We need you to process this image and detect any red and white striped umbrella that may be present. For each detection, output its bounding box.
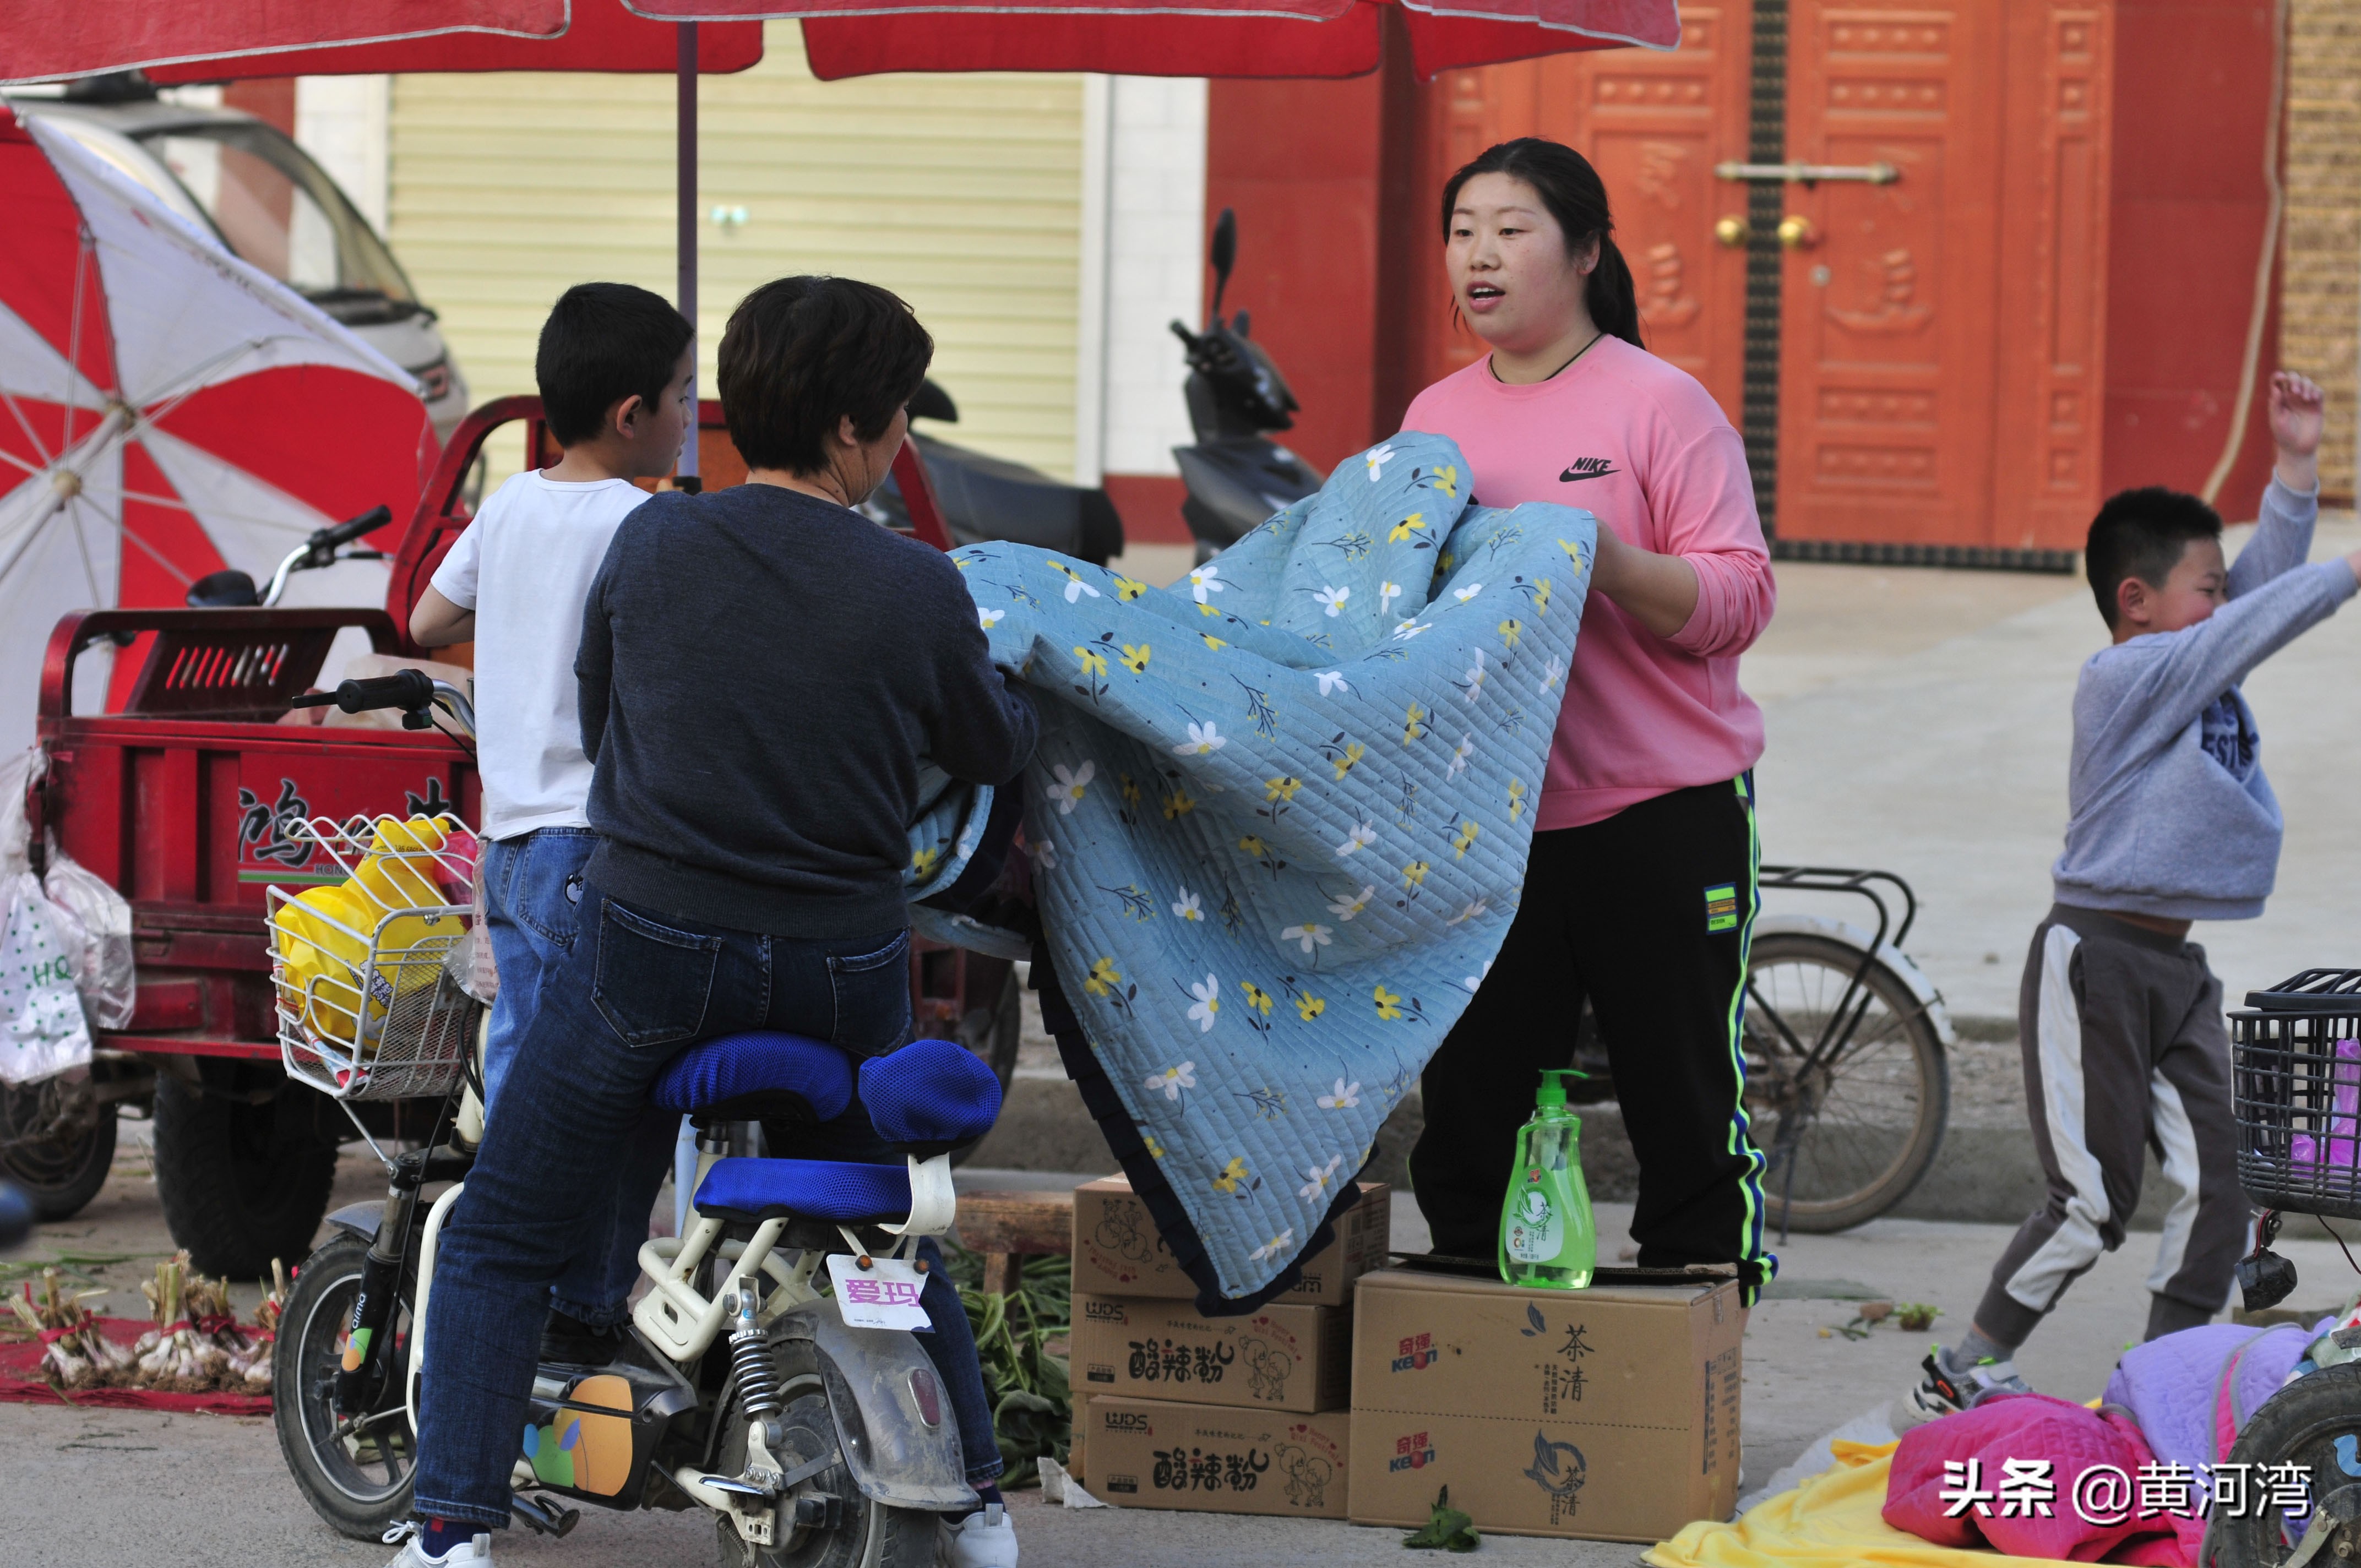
[0,107,431,746]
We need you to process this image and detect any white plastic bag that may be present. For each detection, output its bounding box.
[42,850,135,1030]
[0,868,93,1085]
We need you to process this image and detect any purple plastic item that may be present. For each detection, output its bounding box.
[2291,1038,2361,1175]
[2333,1038,2360,1173]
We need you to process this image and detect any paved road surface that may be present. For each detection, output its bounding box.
[9,1145,2359,1566]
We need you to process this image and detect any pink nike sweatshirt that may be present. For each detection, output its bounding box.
[1401,336,1775,830]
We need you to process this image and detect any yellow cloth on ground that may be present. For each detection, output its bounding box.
[1647,1441,2081,1568]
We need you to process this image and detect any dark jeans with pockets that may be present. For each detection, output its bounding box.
[412,881,1003,1529]
[480,827,652,1328]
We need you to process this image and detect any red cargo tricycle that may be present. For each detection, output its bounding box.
[8,399,1022,1277]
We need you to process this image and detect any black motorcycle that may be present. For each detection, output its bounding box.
[1168,208,1323,564]
[867,380,1125,565]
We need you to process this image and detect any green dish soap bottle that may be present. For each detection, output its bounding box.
[1498,1069,1596,1289]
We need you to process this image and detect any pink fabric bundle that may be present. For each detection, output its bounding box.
[1884,1393,2204,1565]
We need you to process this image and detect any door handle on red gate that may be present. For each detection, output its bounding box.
[1715,160,1899,186]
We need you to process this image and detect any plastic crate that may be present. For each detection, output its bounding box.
[2231,970,2361,1219]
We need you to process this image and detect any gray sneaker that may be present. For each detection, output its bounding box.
[1901,1347,2033,1425]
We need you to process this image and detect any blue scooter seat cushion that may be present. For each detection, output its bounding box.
[692,1157,910,1224]
[858,1037,1002,1151]
[649,1032,855,1124]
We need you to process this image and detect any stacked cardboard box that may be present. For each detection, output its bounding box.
[1067,1176,1389,1520]
[1347,1266,1743,1543]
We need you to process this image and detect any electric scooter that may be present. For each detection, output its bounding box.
[1168,209,1323,564]
[269,672,1002,1568]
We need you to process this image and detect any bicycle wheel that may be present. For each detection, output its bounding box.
[273,1232,417,1539]
[2200,1360,2361,1566]
[1743,932,1948,1233]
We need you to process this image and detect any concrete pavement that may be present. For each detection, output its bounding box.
[13,1141,2361,1566]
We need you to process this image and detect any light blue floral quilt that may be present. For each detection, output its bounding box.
[935,433,1597,1303]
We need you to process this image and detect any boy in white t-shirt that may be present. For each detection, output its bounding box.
[410,281,693,1362]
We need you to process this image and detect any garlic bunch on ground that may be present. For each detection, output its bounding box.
[10,1268,126,1389]
[230,1259,288,1393]
[134,1255,210,1391]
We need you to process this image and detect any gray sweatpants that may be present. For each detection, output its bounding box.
[1974,904,2249,1347]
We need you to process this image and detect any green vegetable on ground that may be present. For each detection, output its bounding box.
[942,1243,1072,1488]
[1403,1486,1481,1551]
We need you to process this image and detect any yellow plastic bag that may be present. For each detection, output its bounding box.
[273,880,456,1053]
[272,883,375,1046]
[352,816,452,913]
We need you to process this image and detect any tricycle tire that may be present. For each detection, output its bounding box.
[0,1079,116,1221]
[153,1071,339,1278]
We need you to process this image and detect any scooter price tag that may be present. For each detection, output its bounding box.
[826,1255,933,1331]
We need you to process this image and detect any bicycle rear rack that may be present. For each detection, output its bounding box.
[1754,865,1931,1242]
[1758,864,1919,955]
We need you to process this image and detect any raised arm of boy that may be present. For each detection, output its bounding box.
[2087,374,2361,745]
[2227,370,2333,595]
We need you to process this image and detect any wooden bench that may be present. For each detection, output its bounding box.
[954,1189,1075,1296]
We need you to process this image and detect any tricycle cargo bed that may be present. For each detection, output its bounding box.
[32,606,478,1055]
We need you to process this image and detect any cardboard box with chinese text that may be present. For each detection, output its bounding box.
[1347,1266,1742,1542]
[1071,1177,1390,1305]
[1071,1293,1351,1415]
[1082,1397,1351,1518]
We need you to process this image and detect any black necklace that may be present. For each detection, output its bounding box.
[1546,330,1606,380]
[1489,328,1606,385]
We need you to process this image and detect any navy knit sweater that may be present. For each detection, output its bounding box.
[575,482,1036,936]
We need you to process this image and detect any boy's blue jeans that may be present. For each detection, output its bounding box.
[480,828,656,1328]
[414,880,1005,1529]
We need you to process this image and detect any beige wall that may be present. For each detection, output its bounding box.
[388,23,1084,484]
[2285,0,2361,502]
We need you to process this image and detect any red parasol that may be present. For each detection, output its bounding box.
[639,0,1679,79]
[0,2,763,84]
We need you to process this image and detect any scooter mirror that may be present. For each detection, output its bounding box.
[186,568,262,608]
[908,379,959,424]
[1209,207,1237,318]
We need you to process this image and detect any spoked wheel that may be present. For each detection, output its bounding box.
[273,1233,417,1539]
[1743,932,1948,1233]
[2202,1361,2361,1566]
[713,1338,938,1568]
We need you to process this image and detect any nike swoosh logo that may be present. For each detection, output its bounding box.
[1559,462,1620,482]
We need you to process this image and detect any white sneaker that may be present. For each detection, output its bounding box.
[1898,1348,2034,1427]
[941,1502,1020,1568]
[381,1522,493,1567]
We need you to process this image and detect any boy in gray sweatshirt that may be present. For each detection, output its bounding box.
[1908,372,2361,1421]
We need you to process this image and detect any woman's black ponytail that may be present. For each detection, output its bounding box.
[1440,137,1645,350]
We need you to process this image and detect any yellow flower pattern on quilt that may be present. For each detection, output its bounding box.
[932,430,1598,1300]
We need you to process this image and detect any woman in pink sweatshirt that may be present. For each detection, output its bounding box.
[1402,138,1780,1303]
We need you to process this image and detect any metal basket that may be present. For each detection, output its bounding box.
[2231,969,2361,1219]
[266,813,482,1102]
